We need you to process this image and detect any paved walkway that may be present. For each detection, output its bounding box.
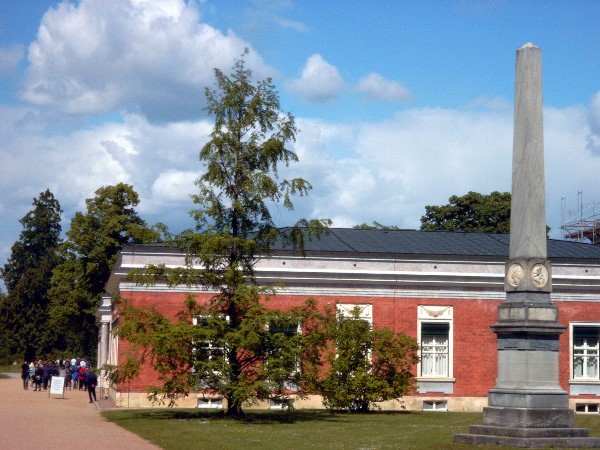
[0,373,161,450]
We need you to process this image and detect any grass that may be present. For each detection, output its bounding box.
[102,409,600,449]
[0,364,21,373]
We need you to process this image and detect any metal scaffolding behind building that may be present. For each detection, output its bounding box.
[561,192,600,244]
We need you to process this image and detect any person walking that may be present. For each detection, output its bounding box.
[20,361,29,390]
[86,368,98,403]
[78,363,87,391]
[72,365,79,390]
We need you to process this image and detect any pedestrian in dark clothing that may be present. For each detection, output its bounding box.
[86,369,98,403]
[41,362,51,390]
[20,361,29,390]
[33,364,43,391]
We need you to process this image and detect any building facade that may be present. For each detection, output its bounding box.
[98,229,600,412]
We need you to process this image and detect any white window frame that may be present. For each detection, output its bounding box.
[192,315,229,372]
[197,397,223,409]
[570,323,600,382]
[422,400,448,412]
[269,398,294,410]
[417,306,453,380]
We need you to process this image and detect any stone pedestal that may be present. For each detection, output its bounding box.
[454,304,600,447]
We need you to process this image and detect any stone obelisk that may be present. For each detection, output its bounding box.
[454,43,600,447]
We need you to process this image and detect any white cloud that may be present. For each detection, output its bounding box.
[292,104,599,238]
[355,73,414,103]
[588,92,600,154]
[287,54,343,103]
[1,98,599,269]
[0,44,24,75]
[21,0,273,121]
[151,170,198,203]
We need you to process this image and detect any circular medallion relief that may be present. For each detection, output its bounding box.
[530,263,549,288]
[507,263,524,287]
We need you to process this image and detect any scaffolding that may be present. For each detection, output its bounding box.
[561,192,600,244]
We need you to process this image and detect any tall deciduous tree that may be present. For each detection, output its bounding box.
[48,183,159,357]
[117,52,330,415]
[0,190,63,360]
[420,191,511,233]
[316,307,419,412]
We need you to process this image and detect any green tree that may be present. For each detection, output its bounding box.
[353,221,400,230]
[420,191,511,233]
[316,307,419,412]
[117,52,330,415]
[47,183,159,357]
[0,190,63,360]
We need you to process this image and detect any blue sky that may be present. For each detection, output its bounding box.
[1,0,600,274]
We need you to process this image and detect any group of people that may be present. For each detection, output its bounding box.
[20,358,98,403]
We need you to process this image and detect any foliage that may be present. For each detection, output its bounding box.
[117,296,328,409]
[420,191,511,233]
[47,183,159,357]
[117,52,330,416]
[316,307,419,412]
[0,190,63,360]
[353,221,400,230]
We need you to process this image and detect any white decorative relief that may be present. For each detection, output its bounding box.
[418,305,452,320]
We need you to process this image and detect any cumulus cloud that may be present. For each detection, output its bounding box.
[286,54,343,103]
[292,104,599,237]
[588,92,600,154]
[21,0,273,121]
[355,73,414,103]
[0,45,24,75]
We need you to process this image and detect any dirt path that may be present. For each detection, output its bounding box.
[0,373,161,450]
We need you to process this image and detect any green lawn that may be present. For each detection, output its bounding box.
[0,364,21,373]
[101,409,600,449]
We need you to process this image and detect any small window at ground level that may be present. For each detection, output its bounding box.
[269,398,294,410]
[197,398,223,409]
[576,403,600,414]
[422,400,447,412]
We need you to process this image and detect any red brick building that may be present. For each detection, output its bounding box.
[98,229,600,412]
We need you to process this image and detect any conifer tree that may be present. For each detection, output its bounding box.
[0,190,63,360]
[118,52,330,415]
[48,183,159,357]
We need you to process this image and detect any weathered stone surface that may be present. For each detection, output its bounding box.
[509,43,546,261]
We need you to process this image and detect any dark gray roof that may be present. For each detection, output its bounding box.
[278,228,600,261]
[123,229,600,262]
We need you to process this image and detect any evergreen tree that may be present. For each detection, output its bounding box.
[117,52,330,415]
[0,190,63,360]
[47,183,159,357]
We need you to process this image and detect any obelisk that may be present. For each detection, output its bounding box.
[454,43,600,447]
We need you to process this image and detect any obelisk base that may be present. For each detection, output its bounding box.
[454,424,600,448]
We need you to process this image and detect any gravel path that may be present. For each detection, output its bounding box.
[0,373,161,450]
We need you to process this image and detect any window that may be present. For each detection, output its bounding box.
[417,306,453,383]
[573,326,600,380]
[197,397,223,409]
[576,403,600,414]
[269,398,294,410]
[422,400,448,412]
[415,311,452,401]
[192,315,228,384]
[420,323,450,377]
